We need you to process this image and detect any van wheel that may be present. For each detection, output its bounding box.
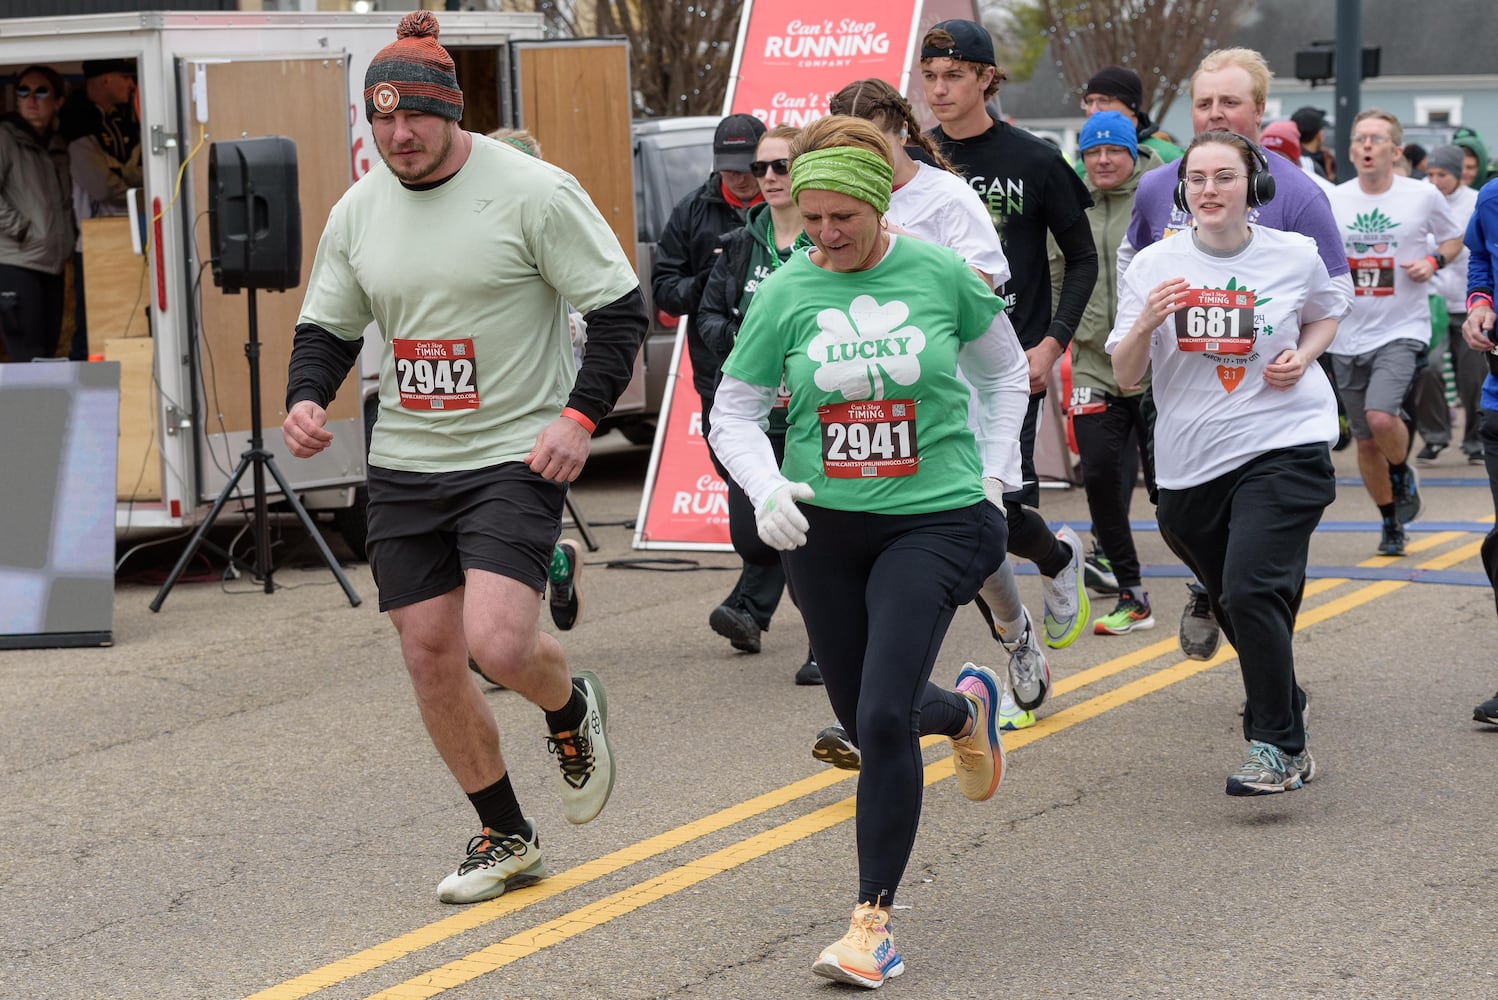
[619,420,657,446]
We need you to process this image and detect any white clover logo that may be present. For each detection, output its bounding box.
[807,294,926,400]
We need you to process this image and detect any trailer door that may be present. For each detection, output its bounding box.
[176,54,364,506]
[509,38,646,417]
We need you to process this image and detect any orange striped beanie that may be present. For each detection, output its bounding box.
[363,11,463,122]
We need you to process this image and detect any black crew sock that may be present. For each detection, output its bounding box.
[1389,460,1410,480]
[467,774,527,836]
[543,678,587,734]
[1378,502,1397,523]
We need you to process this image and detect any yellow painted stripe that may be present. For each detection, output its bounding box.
[247,533,1483,1000]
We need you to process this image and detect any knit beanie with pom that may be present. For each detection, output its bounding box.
[364,10,463,122]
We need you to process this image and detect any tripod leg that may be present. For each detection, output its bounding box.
[564,488,600,552]
[150,452,256,612]
[261,453,363,607]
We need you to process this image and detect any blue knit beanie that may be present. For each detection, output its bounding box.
[1079,111,1138,160]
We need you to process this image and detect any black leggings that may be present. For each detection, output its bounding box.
[1073,392,1156,589]
[783,501,1005,906]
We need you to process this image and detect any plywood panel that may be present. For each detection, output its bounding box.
[82,217,150,352]
[106,337,161,501]
[517,42,636,264]
[189,57,360,439]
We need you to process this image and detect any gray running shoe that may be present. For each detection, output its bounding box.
[1473,692,1498,725]
[436,819,546,904]
[1390,463,1423,524]
[1002,606,1051,711]
[1179,583,1222,660]
[1291,699,1315,783]
[547,671,615,825]
[1226,740,1303,796]
[812,723,861,770]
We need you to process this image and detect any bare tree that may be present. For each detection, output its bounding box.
[523,0,745,117]
[1028,1,1250,122]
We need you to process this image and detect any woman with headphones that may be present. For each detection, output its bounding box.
[1108,131,1347,797]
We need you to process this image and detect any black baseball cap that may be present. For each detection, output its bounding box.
[713,113,766,173]
[1291,106,1328,142]
[82,59,134,79]
[922,19,996,67]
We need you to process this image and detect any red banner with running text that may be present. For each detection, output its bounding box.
[633,324,733,550]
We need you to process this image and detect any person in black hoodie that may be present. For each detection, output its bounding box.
[697,124,818,682]
[0,65,75,363]
[652,112,780,656]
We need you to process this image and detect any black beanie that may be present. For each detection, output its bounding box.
[1083,66,1142,114]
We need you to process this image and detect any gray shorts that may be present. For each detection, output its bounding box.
[1330,339,1424,439]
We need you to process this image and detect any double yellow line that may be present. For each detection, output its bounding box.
[250,531,1485,1000]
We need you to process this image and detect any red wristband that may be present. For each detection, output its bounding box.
[1425,255,1440,272]
[560,407,596,434]
[1469,292,1495,313]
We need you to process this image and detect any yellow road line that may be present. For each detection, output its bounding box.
[249,534,1484,1000]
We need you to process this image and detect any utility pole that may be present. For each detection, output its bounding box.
[1334,0,1360,182]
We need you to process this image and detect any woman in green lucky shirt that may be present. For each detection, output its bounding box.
[707,115,1030,990]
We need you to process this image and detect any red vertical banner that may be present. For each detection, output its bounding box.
[725,0,922,125]
[633,324,734,550]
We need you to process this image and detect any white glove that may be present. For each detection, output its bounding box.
[757,481,815,551]
[982,477,1007,516]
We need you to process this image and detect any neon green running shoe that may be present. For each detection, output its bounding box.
[1093,590,1156,636]
[996,686,1035,731]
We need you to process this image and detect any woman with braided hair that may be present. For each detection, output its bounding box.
[709,114,1029,989]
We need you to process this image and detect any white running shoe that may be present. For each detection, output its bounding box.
[1041,525,1090,649]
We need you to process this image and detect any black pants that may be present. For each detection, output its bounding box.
[1156,445,1335,755]
[701,391,785,628]
[0,263,65,363]
[784,501,1005,906]
[1479,414,1498,616]
[1073,392,1156,590]
[1454,322,1488,454]
[1005,392,1068,574]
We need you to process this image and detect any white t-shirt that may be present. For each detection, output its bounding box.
[1328,174,1464,354]
[1430,183,1478,313]
[888,161,1011,288]
[1108,226,1344,490]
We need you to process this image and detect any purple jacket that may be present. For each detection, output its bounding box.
[1124,150,1350,280]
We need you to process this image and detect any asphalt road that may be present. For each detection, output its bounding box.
[4,435,1497,999]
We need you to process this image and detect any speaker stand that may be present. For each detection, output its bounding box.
[150,289,361,612]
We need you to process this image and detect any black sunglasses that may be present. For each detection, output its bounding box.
[749,158,790,178]
[16,85,53,99]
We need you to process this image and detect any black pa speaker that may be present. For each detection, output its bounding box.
[208,136,301,293]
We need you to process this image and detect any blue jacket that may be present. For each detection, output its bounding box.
[1465,177,1498,409]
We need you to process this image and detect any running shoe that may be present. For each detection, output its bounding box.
[951,663,1005,801]
[996,686,1036,731]
[1389,463,1423,524]
[794,649,823,686]
[1377,520,1406,557]
[548,539,583,630]
[1225,740,1303,796]
[1042,525,1090,649]
[1290,698,1315,784]
[1178,582,1221,660]
[812,723,860,770]
[709,603,761,653]
[812,902,904,989]
[1002,606,1050,711]
[436,819,546,904]
[1473,692,1498,726]
[1083,543,1120,595]
[1094,589,1155,635]
[546,671,615,824]
[1416,442,1447,464]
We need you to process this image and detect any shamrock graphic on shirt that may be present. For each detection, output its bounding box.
[808,294,927,400]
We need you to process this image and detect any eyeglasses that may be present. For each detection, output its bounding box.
[749,158,790,178]
[15,85,52,99]
[1183,170,1246,192]
[1080,95,1122,111]
[1350,133,1393,146]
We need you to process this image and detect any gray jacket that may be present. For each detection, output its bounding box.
[0,115,76,274]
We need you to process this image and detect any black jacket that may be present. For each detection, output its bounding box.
[650,174,756,397]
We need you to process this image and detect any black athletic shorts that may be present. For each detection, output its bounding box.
[365,462,566,612]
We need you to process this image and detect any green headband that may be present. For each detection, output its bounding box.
[790,146,893,213]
